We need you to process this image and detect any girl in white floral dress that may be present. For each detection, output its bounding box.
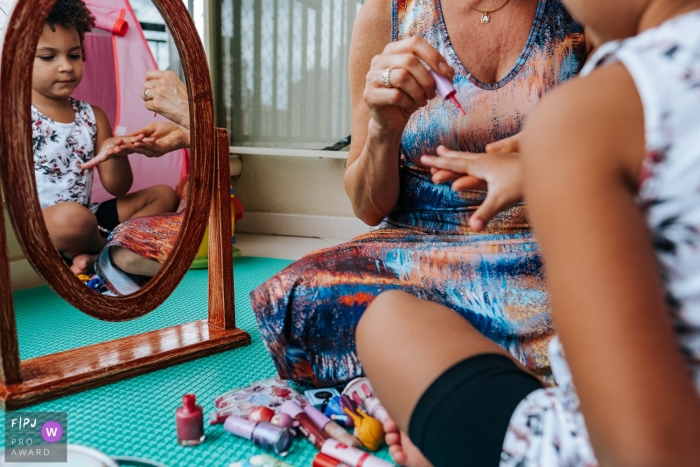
[33,0,178,275]
[355,0,700,465]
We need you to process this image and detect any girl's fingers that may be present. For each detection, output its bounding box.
[485,134,520,154]
[452,176,487,191]
[431,169,462,183]
[421,154,471,173]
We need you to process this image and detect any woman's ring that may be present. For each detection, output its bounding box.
[143,88,151,101]
[381,68,393,88]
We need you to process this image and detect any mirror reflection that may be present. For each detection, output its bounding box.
[31,0,192,296]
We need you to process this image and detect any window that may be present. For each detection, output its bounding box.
[218,0,364,149]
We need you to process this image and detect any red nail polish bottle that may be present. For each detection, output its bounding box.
[176,394,205,446]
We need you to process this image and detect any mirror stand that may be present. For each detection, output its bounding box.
[0,129,251,410]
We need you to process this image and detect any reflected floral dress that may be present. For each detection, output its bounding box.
[251,0,587,386]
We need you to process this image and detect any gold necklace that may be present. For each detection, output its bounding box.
[461,0,513,23]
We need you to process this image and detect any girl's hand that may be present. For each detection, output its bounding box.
[80,134,146,170]
[427,133,522,187]
[143,70,190,129]
[364,36,454,134]
[119,121,190,158]
[421,145,523,232]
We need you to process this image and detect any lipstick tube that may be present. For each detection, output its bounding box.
[320,440,393,467]
[312,453,352,467]
[223,416,294,456]
[303,404,362,449]
[280,401,329,450]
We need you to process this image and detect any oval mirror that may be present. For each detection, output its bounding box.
[0,0,214,321]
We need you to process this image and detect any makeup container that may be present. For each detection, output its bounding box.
[303,404,362,449]
[364,397,389,424]
[305,388,340,409]
[320,440,393,467]
[176,394,205,446]
[223,416,294,456]
[312,452,352,467]
[280,401,329,450]
[429,69,466,115]
[230,454,296,467]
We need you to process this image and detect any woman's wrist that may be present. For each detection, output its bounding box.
[367,119,403,147]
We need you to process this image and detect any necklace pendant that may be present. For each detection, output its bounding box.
[481,12,490,23]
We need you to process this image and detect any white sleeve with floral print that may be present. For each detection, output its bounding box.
[500,10,700,466]
[32,98,98,210]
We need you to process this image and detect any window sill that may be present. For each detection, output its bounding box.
[228,146,349,160]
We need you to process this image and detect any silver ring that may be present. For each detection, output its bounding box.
[143,88,151,101]
[381,67,393,88]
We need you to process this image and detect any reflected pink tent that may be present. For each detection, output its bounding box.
[73,0,186,203]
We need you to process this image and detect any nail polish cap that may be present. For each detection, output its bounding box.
[429,69,456,100]
[280,400,304,419]
[303,404,331,430]
[224,415,256,439]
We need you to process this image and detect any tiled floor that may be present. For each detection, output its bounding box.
[235,233,345,260]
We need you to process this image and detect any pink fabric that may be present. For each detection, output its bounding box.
[73,32,118,127]
[89,4,128,35]
[71,0,185,203]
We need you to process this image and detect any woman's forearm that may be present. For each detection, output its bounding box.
[345,123,403,226]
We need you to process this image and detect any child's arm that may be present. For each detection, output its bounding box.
[522,63,700,466]
[89,105,133,197]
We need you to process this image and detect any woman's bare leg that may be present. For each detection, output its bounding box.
[356,290,515,467]
[110,246,162,276]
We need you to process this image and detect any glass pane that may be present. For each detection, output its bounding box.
[220,0,364,149]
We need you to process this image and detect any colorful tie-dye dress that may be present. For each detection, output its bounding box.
[250,0,587,387]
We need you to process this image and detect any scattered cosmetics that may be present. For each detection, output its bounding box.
[303,404,362,449]
[175,394,205,446]
[211,377,307,424]
[270,413,295,430]
[343,408,385,452]
[280,401,329,450]
[342,378,389,424]
[224,416,294,456]
[304,388,341,410]
[179,377,393,467]
[321,440,393,467]
[249,406,276,423]
[312,452,352,467]
[323,397,351,428]
[230,454,297,467]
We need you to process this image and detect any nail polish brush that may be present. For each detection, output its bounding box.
[429,69,466,115]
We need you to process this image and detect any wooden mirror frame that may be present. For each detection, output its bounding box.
[0,0,250,409]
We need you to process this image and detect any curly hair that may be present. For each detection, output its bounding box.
[46,0,96,59]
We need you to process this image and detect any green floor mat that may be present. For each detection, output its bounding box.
[0,257,394,466]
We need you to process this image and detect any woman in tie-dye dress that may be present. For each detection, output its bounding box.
[251,0,591,386]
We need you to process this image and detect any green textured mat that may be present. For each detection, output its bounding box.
[0,257,394,466]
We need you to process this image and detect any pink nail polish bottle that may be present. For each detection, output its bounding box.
[176,394,205,446]
[429,69,466,115]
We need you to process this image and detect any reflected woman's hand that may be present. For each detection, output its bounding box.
[142,70,190,129]
[80,134,146,170]
[121,121,191,158]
